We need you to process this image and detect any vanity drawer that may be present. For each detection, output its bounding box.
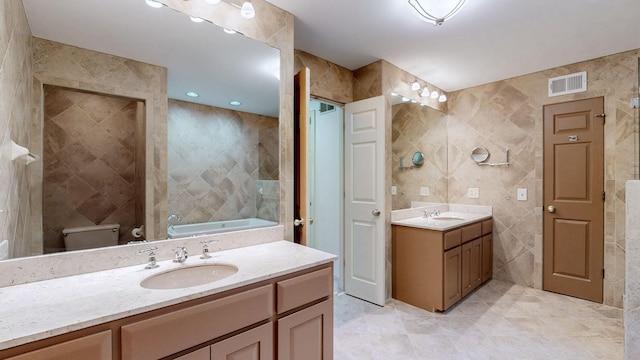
[121,284,274,360]
[6,330,112,360]
[277,267,332,314]
[482,218,493,235]
[461,222,482,243]
[443,229,461,250]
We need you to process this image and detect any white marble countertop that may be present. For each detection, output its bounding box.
[0,240,336,351]
[391,211,492,231]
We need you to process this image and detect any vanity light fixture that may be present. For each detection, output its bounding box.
[419,87,430,97]
[438,94,447,102]
[230,100,241,106]
[240,1,256,19]
[390,91,399,96]
[145,0,164,9]
[401,97,410,102]
[430,90,439,99]
[186,92,199,98]
[409,80,421,91]
[408,0,467,26]
[190,16,205,23]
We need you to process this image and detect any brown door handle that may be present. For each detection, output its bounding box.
[547,205,556,213]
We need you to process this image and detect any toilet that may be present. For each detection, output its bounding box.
[62,224,120,251]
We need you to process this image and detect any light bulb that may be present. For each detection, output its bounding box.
[430,90,439,99]
[223,28,237,34]
[401,97,410,102]
[205,0,221,4]
[145,0,163,9]
[410,81,421,91]
[390,91,398,96]
[241,1,255,19]
[420,88,429,97]
[439,94,447,102]
[190,16,204,23]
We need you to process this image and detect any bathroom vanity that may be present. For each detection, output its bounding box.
[392,212,493,312]
[0,241,336,360]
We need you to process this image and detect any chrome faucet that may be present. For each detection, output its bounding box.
[173,247,188,263]
[167,214,182,230]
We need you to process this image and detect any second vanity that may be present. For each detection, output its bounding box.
[392,207,493,312]
[0,241,336,360]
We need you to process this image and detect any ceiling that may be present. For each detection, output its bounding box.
[22,0,280,117]
[266,0,640,92]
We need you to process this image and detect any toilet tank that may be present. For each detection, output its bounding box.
[62,224,120,251]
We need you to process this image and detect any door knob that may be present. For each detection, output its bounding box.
[294,218,304,227]
[372,209,381,216]
[547,205,556,213]
[309,218,314,225]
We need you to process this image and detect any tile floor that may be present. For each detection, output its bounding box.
[334,280,623,359]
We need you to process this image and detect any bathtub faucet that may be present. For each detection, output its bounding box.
[167,214,182,230]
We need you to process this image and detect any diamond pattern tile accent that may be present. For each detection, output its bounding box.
[43,86,138,252]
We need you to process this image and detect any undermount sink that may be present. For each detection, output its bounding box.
[430,216,465,221]
[140,264,238,290]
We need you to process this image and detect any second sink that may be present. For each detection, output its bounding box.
[140,264,238,290]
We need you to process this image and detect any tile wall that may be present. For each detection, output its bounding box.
[448,49,640,307]
[625,180,640,359]
[167,99,278,224]
[42,86,141,252]
[0,0,33,258]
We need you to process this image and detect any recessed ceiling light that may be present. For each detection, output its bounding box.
[145,0,163,8]
[223,28,237,34]
[190,16,205,23]
[186,92,199,98]
[230,101,241,106]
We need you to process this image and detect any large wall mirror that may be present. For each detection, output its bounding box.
[13,0,280,258]
[391,96,448,209]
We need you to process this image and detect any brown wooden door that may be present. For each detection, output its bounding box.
[294,68,310,245]
[461,238,482,297]
[211,323,273,360]
[543,97,604,303]
[481,234,493,283]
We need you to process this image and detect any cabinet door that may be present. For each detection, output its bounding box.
[177,347,210,360]
[211,322,273,360]
[443,247,461,310]
[6,331,111,360]
[482,234,493,283]
[277,300,332,360]
[462,238,483,297]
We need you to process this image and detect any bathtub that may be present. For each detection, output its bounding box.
[167,218,278,238]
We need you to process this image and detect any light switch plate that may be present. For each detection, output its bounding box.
[517,188,528,201]
[391,186,397,195]
[420,187,429,196]
[468,188,479,199]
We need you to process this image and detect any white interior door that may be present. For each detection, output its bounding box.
[344,95,386,306]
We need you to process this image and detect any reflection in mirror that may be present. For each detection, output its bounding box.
[392,100,448,210]
[12,0,280,258]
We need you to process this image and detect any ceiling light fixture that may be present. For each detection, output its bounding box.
[223,28,237,34]
[145,0,163,9]
[408,0,467,26]
[186,92,199,98]
[230,100,241,106]
[190,16,205,23]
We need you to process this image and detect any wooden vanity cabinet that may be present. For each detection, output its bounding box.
[392,218,492,312]
[1,264,333,360]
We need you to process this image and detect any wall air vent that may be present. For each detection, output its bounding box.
[319,103,335,113]
[548,71,587,97]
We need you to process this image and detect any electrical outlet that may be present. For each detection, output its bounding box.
[517,188,528,201]
[391,186,397,195]
[419,187,429,196]
[468,187,479,199]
